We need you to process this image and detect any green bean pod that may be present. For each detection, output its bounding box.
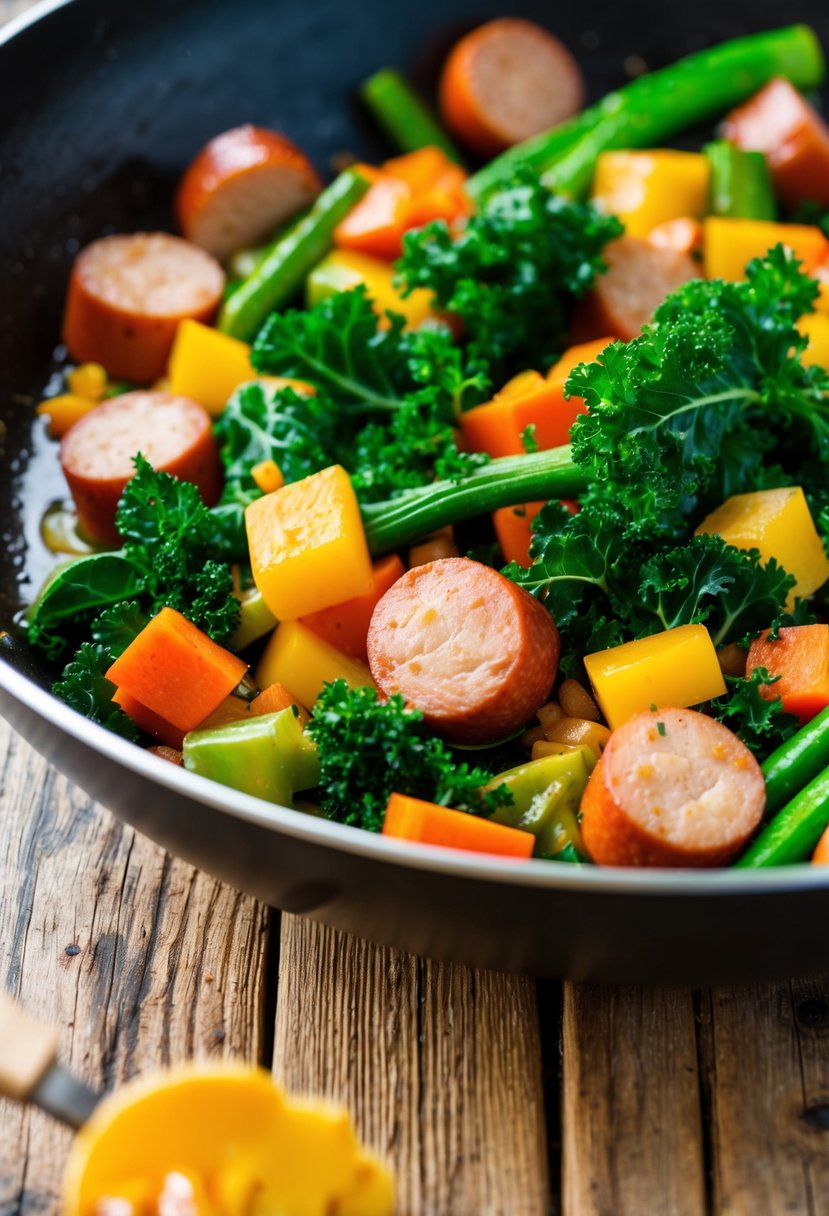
[761,706,829,818]
[360,69,464,164]
[736,765,829,867]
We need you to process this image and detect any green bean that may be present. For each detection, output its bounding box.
[360,68,464,165]
[219,168,370,342]
[468,25,824,201]
[227,209,310,281]
[705,142,776,220]
[761,706,829,817]
[736,765,829,867]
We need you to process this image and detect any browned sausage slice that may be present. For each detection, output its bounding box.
[62,233,225,383]
[580,708,765,867]
[176,125,322,261]
[60,391,222,545]
[367,556,559,743]
[573,237,698,343]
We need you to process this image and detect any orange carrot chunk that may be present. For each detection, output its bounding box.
[382,792,535,859]
[813,825,829,865]
[107,607,248,733]
[745,625,829,724]
[300,554,406,663]
[113,689,185,751]
[493,501,546,567]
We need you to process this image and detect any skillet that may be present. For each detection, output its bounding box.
[2,0,829,985]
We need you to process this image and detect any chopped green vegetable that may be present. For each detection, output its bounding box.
[761,705,829,816]
[219,167,371,342]
[53,642,139,741]
[360,68,464,163]
[397,169,622,379]
[183,708,321,805]
[710,668,799,758]
[307,681,512,832]
[736,766,829,867]
[705,141,776,221]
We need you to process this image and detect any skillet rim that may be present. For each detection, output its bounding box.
[1,0,828,903]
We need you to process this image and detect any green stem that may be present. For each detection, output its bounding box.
[360,69,464,165]
[761,706,829,817]
[469,25,825,200]
[361,446,587,555]
[705,142,776,220]
[735,764,829,867]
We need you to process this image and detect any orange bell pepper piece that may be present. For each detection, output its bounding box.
[300,553,405,662]
[746,625,829,724]
[382,792,535,859]
[107,608,248,733]
[460,338,612,458]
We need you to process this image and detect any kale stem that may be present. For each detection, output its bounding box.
[361,446,587,555]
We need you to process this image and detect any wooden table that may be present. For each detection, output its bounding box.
[2,3,829,1212]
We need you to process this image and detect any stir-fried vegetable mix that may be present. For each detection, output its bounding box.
[20,20,829,869]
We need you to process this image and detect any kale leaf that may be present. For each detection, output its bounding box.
[710,667,799,758]
[307,681,512,832]
[397,168,622,379]
[53,642,139,741]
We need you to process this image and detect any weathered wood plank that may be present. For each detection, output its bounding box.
[0,721,270,1216]
[561,983,706,1216]
[273,915,550,1216]
[699,978,829,1216]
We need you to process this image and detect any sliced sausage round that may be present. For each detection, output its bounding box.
[439,18,585,159]
[367,556,560,743]
[60,391,222,545]
[573,237,698,343]
[62,233,225,383]
[176,125,322,261]
[580,708,765,868]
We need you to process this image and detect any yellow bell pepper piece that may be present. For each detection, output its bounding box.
[799,312,829,370]
[696,487,829,608]
[36,393,98,437]
[61,1064,394,1216]
[703,218,829,281]
[256,620,374,707]
[592,150,710,238]
[584,625,726,730]
[167,319,312,415]
[307,249,438,329]
[246,464,373,620]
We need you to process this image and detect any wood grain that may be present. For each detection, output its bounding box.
[273,915,550,1216]
[561,983,707,1216]
[0,720,270,1214]
[699,978,829,1216]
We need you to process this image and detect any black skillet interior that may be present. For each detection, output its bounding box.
[2,0,829,655]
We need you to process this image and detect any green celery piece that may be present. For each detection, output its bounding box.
[360,68,464,164]
[736,765,829,867]
[219,167,371,342]
[705,141,776,220]
[488,750,592,859]
[469,25,825,200]
[230,585,278,653]
[183,708,320,806]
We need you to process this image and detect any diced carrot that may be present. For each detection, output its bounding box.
[195,693,253,731]
[107,607,248,733]
[460,339,612,458]
[493,501,546,567]
[147,745,184,766]
[382,792,535,859]
[113,689,185,750]
[251,459,284,494]
[647,216,704,255]
[813,826,829,865]
[745,625,829,724]
[300,553,405,663]
[249,681,309,723]
[408,527,460,568]
[334,172,411,261]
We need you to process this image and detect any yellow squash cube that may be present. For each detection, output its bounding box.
[591,150,710,238]
[168,319,257,414]
[246,465,373,620]
[256,620,374,708]
[799,312,829,370]
[307,249,437,329]
[703,218,829,281]
[696,487,829,607]
[584,625,726,730]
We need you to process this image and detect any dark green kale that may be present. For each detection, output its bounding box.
[90,601,148,659]
[53,643,139,741]
[397,168,622,379]
[710,667,799,758]
[307,681,512,832]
